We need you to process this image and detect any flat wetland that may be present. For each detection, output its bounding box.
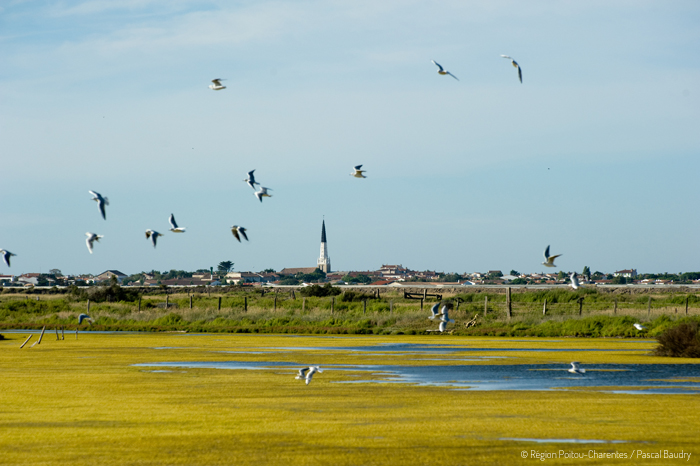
[1,332,699,465]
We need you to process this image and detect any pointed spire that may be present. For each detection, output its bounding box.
[321,219,327,243]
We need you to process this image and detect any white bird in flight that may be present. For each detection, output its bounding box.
[633,323,646,331]
[85,232,103,254]
[429,303,440,320]
[231,225,248,242]
[438,305,455,324]
[145,230,163,248]
[0,249,16,267]
[568,362,586,376]
[570,272,580,290]
[351,165,366,178]
[78,313,94,325]
[542,245,562,268]
[431,60,459,80]
[296,366,322,385]
[89,191,109,220]
[244,170,260,189]
[209,79,226,90]
[168,214,186,233]
[500,55,522,83]
[254,186,272,203]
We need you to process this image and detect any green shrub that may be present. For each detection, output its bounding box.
[654,322,700,358]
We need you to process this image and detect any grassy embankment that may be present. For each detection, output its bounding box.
[0,333,698,466]
[1,286,699,337]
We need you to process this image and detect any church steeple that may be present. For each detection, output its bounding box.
[317,219,330,273]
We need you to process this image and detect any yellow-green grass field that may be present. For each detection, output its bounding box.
[1,333,698,465]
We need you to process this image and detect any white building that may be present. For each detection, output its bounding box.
[317,220,331,273]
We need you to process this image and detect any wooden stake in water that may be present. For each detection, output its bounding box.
[20,335,32,348]
[542,298,547,316]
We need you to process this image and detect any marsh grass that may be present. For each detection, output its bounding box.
[1,289,699,337]
[0,334,698,465]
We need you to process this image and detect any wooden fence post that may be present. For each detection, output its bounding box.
[363,300,367,315]
[506,287,512,319]
[302,297,305,312]
[138,297,141,312]
[484,296,488,316]
[614,298,617,315]
[87,299,90,313]
[390,301,393,314]
[166,295,169,309]
[686,296,689,315]
[578,297,584,316]
[274,295,277,311]
[542,298,547,316]
[218,297,222,311]
[244,296,248,312]
[423,289,427,301]
[420,298,424,311]
[190,295,193,309]
[376,289,380,299]
[331,297,334,314]
[647,296,651,317]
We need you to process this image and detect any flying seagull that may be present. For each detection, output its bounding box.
[568,362,586,376]
[500,55,522,83]
[542,245,562,268]
[85,232,103,254]
[633,323,646,331]
[254,186,272,203]
[89,190,109,220]
[429,303,440,320]
[295,367,310,381]
[431,60,459,81]
[351,165,366,178]
[244,170,260,189]
[209,79,226,90]
[145,230,163,248]
[301,366,322,385]
[168,214,186,233]
[231,225,248,242]
[438,305,455,324]
[78,314,94,325]
[0,249,16,267]
[570,272,580,290]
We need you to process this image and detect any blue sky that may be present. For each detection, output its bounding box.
[1,1,699,276]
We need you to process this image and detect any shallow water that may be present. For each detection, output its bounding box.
[134,360,700,394]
